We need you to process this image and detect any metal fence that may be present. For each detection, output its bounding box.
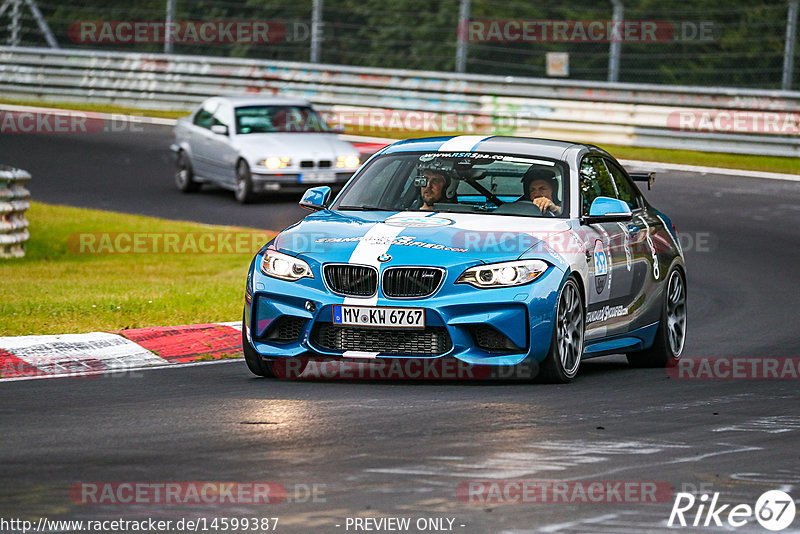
[0,166,31,259]
[1,0,798,90]
[2,46,799,157]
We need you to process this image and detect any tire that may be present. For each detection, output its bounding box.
[241,310,308,378]
[234,160,255,204]
[627,267,687,368]
[175,151,200,193]
[242,310,276,377]
[537,277,585,383]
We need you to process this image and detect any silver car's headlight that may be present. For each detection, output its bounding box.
[456,260,548,288]
[336,154,360,169]
[259,157,291,170]
[260,250,313,281]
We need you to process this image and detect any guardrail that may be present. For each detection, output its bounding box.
[1,46,799,157]
[0,166,31,259]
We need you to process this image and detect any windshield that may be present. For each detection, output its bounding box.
[234,105,335,134]
[332,152,570,218]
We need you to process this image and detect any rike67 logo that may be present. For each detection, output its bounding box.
[668,490,796,531]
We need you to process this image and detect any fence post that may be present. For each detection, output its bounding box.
[0,166,31,259]
[165,0,175,54]
[310,0,322,63]
[783,0,799,90]
[455,0,470,73]
[8,0,21,47]
[608,0,624,82]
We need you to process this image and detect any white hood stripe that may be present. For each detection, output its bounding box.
[344,220,406,305]
[438,135,492,152]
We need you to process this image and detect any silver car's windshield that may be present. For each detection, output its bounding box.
[234,105,335,134]
[333,152,569,218]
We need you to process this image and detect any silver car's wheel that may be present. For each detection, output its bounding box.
[235,160,255,204]
[175,151,199,192]
[538,277,584,383]
[627,266,687,368]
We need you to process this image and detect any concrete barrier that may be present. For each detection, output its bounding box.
[1,46,799,156]
[0,166,31,258]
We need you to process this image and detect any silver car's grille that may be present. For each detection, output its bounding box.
[299,160,333,168]
[382,267,444,298]
[324,264,378,297]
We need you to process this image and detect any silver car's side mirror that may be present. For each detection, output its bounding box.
[210,124,229,136]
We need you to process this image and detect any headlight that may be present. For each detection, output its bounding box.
[260,157,291,170]
[260,250,313,281]
[336,154,360,169]
[456,260,548,288]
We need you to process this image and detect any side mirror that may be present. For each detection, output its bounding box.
[299,186,332,211]
[210,124,228,136]
[583,196,632,224]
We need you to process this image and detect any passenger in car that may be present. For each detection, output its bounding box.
[521,168,563,216]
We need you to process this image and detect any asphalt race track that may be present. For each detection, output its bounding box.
[0,124,307,229]
[1,125,799,533]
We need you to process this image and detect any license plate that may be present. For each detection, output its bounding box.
[332,305,425,329]
[299,172,331,183]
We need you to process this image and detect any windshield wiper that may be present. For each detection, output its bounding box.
[472,204,495,212]
[337,205,387,211]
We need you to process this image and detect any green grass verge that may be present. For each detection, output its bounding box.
[3,97,796,174]
[590,144,799,175]
[0,202,275,336]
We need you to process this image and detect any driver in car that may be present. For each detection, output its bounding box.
[419,170,448,211]
[410,165,456,211]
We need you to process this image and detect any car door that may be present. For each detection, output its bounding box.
[605,158,670,328]
[204,100,239,185]
[188,99,220,178]
[578,155,632,339]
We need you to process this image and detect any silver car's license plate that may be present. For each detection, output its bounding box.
[299,172,331,183]
[332,305,425,329]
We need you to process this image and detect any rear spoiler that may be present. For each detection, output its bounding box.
[629,171,655,190]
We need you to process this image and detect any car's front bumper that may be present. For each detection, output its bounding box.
[250,168,354,191]
[244,261,566,367]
